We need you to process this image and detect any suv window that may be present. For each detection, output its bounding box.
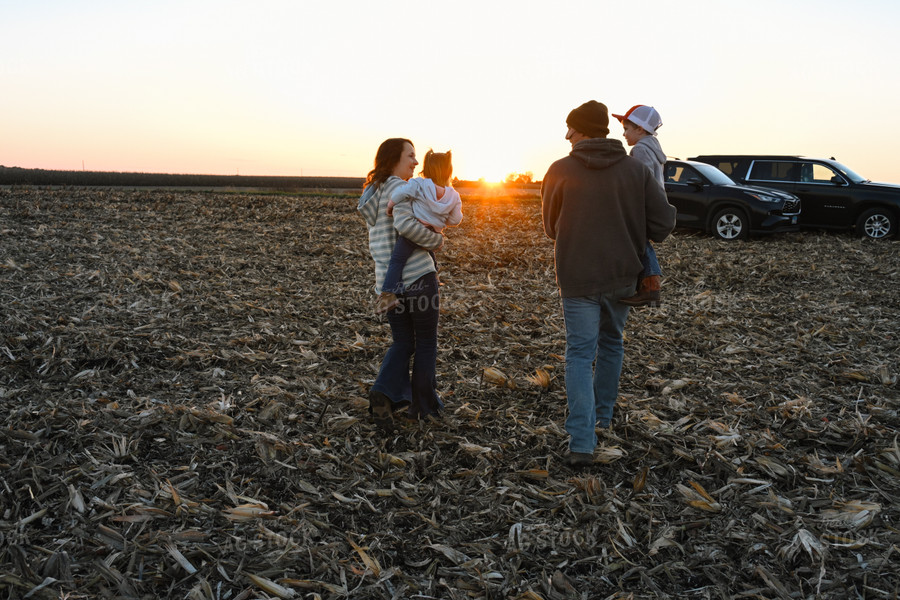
[665,163,699,184]
[711,161,740,177]
[800,162,843,184]
[748,161,798,182]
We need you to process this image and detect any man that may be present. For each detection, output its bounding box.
[541,100,676,468]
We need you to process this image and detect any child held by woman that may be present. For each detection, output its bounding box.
[377,150,462,313]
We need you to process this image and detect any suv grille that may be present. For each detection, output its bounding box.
[782,198,801,214]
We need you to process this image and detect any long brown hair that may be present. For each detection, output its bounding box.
[364,138,413,189]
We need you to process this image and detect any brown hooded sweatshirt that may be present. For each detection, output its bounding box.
[541,137,676,298]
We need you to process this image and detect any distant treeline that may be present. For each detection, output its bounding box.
[0,166,541,192]
[0,166,366,190]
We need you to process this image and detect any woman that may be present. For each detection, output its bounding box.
[357,138,445,428]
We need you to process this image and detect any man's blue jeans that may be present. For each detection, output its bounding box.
[562,286,632,453]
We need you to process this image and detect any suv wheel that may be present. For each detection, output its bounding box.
[710,207,748,241]
[855,208,897,239]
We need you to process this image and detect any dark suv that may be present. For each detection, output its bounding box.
[664,159,800,241]
[690,155,900,239]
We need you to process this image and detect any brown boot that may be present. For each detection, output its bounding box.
[369,390,394,431]
[619,275,661,307]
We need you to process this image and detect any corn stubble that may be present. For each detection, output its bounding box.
[1,188,898,599]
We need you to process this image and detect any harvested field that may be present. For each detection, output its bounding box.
[1,187,899,600]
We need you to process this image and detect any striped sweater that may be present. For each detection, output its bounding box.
[358,176,443,294]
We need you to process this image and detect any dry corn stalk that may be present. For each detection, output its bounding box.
[526,368,551,389]
[820,500,882,529]
[347,537,382,577]
[222,502,276,521]
[676,481,722,512]
[247,574,296,599]
[482,367,515,388]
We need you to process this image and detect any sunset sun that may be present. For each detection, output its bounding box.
[471,165,509,184]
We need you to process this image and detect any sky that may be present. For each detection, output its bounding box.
[3,0,900,183]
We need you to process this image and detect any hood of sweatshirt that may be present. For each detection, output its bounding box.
[357,183,380,226]
[569,138,628,170]
[396,178,438,205]
[635,136,666,164]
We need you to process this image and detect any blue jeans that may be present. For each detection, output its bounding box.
[382,236,417,295]
[562,286,632,453]
[639,242,662,278]
[371,272,442,418]
[383,236,437,295]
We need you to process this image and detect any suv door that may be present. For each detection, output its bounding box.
[664,162,707,228]
[746,159,852,227]
[793,161,855,227]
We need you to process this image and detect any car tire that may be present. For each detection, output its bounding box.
[710,207,749,241]
[855,207,897,239]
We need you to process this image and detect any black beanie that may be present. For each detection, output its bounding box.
[566,101,610,138]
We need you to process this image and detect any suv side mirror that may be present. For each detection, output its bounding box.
[685,177,704,189]
[831,175,846,186]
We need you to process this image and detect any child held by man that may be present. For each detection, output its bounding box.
[377,150,462,313]
[613,105,666,307]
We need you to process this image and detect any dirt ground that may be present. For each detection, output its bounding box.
[1,188,899,599]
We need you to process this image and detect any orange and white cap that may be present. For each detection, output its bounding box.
[612,105,663,135]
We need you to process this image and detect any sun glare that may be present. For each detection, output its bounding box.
[464,172,505,185]
[473,176,504,186]
[460,159,510,184]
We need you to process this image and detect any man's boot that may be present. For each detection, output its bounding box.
[619,275,661,307]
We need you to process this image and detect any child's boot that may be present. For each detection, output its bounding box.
[620,275,661,307]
